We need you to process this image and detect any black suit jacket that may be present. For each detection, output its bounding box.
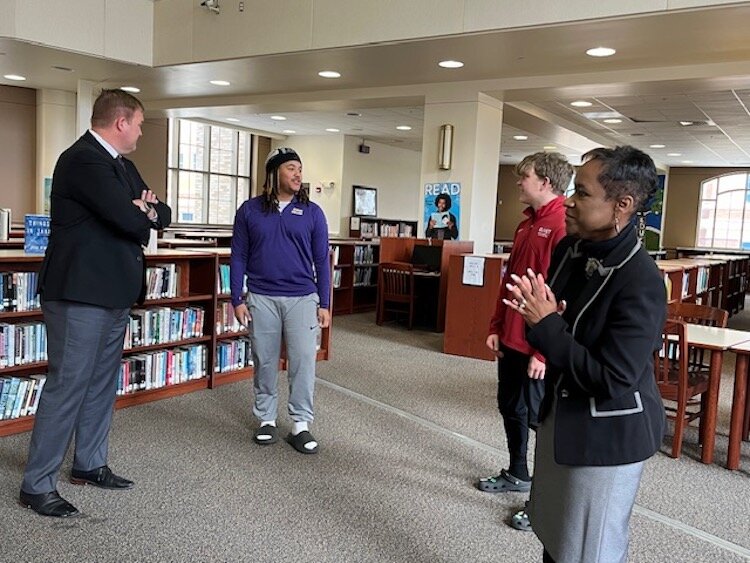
[38,131,172,308]
[527,227,666,466]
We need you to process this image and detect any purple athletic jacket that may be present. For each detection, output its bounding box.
[230,195,330,309]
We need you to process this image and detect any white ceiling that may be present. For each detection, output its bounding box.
[3,4,750,167]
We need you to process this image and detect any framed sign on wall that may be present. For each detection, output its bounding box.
[353,185,377,217]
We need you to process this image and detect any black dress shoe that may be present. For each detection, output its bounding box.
[19,490,80,518]
[70,465,134,490]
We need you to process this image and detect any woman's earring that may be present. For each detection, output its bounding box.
[614,215,620,234]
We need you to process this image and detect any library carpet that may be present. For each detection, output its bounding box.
[0,312,748,562]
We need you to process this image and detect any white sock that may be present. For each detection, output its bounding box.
[292,422,317,451]
[256,420,276,441]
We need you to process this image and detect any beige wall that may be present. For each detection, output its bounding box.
[3,0,153,64]
[129,118,168,202]
[153,0,741,65]
[0,85,36,221]
[495,165,525,240]
[662,166,750,249]
[341,136,422,236]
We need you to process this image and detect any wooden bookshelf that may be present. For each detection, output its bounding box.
[0,247,334,436]
[349,217,417,239]
[0,249,217,437]
[330,240,380,314]
[655,261,684,304]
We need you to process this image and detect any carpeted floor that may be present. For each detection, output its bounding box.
[0,311,748,562]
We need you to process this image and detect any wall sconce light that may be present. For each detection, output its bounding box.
[438,124,454,170]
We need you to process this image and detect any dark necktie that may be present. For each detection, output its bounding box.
[116,155,127,171]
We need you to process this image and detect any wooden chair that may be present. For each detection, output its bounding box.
[667,301,728,328]
[667,301,728,373]
[654,318,711,458]
[376,262,415,329]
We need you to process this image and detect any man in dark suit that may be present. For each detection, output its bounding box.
[19,89,171,517]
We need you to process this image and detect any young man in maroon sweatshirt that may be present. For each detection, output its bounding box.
[478,152,573,530]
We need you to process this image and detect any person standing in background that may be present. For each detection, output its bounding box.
[230,148,330,455]
[477,153,573,533]
[503,146,665,562]
[20,89,171,518]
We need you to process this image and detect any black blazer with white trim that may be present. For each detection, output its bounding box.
[527,226,666,466]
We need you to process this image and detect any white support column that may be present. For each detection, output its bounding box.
[76,79,96,137]
[36,89,76,213]
[419,91,503,253]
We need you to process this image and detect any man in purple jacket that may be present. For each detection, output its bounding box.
[230,148,330,454]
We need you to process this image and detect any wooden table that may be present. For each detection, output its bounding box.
[727,340,750,470]
[685,324,750,465]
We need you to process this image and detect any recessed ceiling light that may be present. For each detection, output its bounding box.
[603,118,622,124]
[649,144,666,149]
[282,129,296,134]
[667,153,682,157]
[679,121,693,126]
[438,60,464,68]
[270,115,287,121]
[226,118,240,122]
[586,47,616,57]
[571,100,593,107]
[325,128,340,133]
[3,74,26,81]
[513,135,528,141]
[120,86,140,93]
[543,145,557,150]
[396,125,412,131]
[318,70,341,79]
[209,80,231,86]
[682,160,693,164]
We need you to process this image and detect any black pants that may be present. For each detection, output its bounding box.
[497,346,545,469]
[542,549,556,563]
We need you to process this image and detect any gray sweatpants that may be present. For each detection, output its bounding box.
[246,292,319,423]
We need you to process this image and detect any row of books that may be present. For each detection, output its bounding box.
[331,245,341,265]
[0,321,47,367]
[144,263,181,300]
[217,264,248,296]
[354,245,375,264]
[216,302,245,334]
[354,267,374,286]
[333,269,343,289]
[0,374,46,420]
[380,224,403,237]
[0,271,40,312]
[117,344,208,395]
[360,222,378,238]
[123,306,205,349]
[215,337,253,373]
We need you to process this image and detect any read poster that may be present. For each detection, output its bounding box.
[424,182,461,240]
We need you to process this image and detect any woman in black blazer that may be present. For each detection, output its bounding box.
[504,146,666,563]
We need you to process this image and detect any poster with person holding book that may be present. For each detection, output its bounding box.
[424,183,460,239]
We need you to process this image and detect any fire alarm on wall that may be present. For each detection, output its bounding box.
[358,143,370,154]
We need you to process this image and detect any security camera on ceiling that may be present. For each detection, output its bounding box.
[200,0,220,14]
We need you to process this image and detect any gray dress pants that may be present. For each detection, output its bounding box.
[21,300,130,494]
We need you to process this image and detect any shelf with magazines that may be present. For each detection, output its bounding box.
[0,249,216,437]
[198,247,333,387]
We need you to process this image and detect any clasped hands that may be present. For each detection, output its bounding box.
[503,268,566,327]
[132,189,159,221]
